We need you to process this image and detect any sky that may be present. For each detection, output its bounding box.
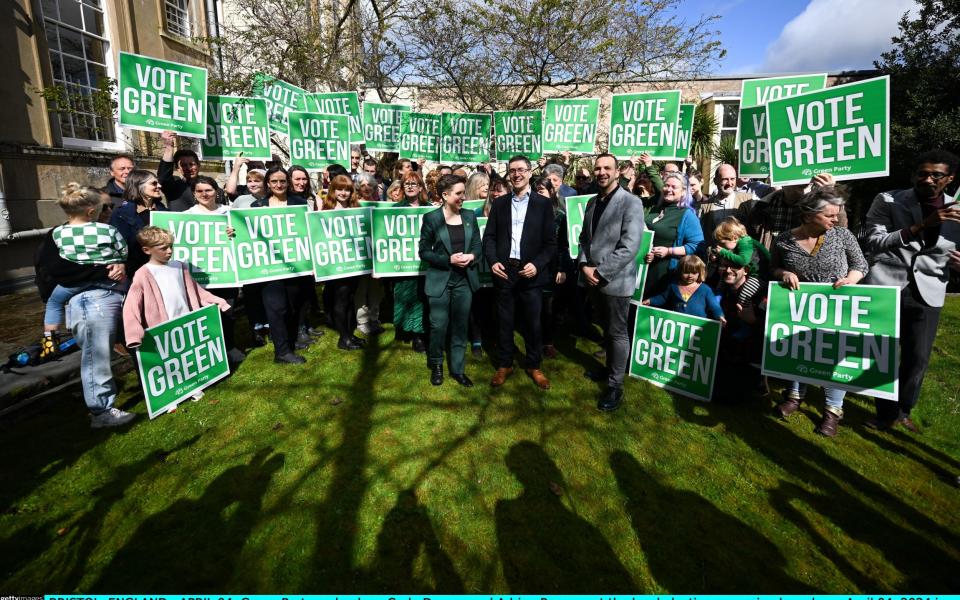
[677,0,918,76]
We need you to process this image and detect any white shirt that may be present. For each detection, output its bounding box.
[146,260,190,320]
[510,191,530,259]
[185,204,229,215]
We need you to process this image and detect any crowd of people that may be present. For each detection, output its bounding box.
[32,130,960,444]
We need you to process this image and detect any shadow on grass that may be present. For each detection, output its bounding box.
[494,441,636,593]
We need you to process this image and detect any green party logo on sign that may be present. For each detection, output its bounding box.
[288,112,351,172]
[765,76,889,186]
[608,90,682,159]
[564,194,593,260]
[307,208,373,281]
[543,98,599,154]
[252,74,307,136]
[371,206,432,277]
[363,102,411,152]
[150,212,237,288]
[230,206,313,283]
[119,52,207,137]
[630,230,655,305]
[630,305,721,402]
[740,73,828,109]
[667,104,696,161]
[399,112,441,161]
[201,95,271,161]
[762,282,900,400]
[441,113,492,164]
[494,110,543,161]
[136,305,229,419]
[306,92,364,143]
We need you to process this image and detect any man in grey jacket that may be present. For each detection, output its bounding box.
[578,153,645,411]
[860,150,960,432]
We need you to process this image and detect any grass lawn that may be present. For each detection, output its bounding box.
[2,298,959,593]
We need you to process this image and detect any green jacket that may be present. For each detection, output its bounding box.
[419,207,482,296]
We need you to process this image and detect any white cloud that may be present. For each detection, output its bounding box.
[761,0,917,72]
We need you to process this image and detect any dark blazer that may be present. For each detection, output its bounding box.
[420,207,482,296]
[482,191,557,287]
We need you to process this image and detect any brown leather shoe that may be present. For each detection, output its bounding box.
[776,395,802,419]
[491,367,513,387]
[815,409,842,437]
[896,416,920,433]
[526,368,551,390]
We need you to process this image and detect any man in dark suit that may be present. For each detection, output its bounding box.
[483,155,557,389]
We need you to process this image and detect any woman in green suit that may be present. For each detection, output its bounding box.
[420,174,482,387]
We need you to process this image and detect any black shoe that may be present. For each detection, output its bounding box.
[297,331,315,346]
[471,345,484,359]
[275,352,306,364]
[307,326,325,338]
[450,373,474,387]
[338,337,363,350]
[597,387,623,412]
[350,335,367,346]
[252,330,268,347]
[369,322,386,335]
[584,368,606,382]
[412,337,427,353]
[430,364,444,385]
[295,340,311,350]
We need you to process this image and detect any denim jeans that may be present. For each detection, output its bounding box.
[45,281,118,327]
[66,288,123,415]
[790,381,846,412]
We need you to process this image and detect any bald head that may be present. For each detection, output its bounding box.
[715,163,737,195]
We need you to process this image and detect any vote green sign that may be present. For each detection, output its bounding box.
[136,304,229,419]
[494,110,543,161]
[363,102,411,152]
[119,52,207,137]
[667,104,696,161]
[306,92,364,143]
[476,216,492,288]
[762,282,900,400]
[608,90,682,159]
[740,73,828,109]
[543,98,599,154]
[201,95,271,160]
[150,212,237,288]
[288,112,351,172]
[462,200,485,213]
[765,76,890,186]
[441,112,492,164]
[630,230,655,305]
[370,206,432,277]
[253,73,307,136]
[564,194,593,260]
[307,208,373,281]
[399,112,440,161]
[630,305,721,402]
[230,206,313,283]
[738,105,771,178]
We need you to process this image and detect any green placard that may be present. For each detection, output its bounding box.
[118,52,207,137]
[252,73,307,136]
[476,216,492,288]
[494,110,543,161]
[370,206,432,277]
[629,230,655,305]
[543,98,600,154]
[740,73,828,109]
[762,282,900,400]
[462,200,485,212]
[149,212,237,288]
[306,92,364,143]
[399,112,441,161]
[288,111,351,172]
[440,112,492,164]
[608,90,682,159]
[667,104,695,161]
[136,304,229,419]
[765,76,889,186]
[630,305,721,402]
[307,208,373,281]
[201,95,271,161]
[564,194,594,260]
[362,102,411,152]
[230,206,313,283]
[738,105,770,178]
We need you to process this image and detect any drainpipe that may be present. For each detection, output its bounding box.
[0,164,53,243]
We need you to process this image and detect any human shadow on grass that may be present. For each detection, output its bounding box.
[610,450,817,593]
[494,441,636,593]
[89,448,284,592]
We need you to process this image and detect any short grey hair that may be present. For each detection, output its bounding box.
[355,173,378,189]
[797,185,847,221]
[543,163,565,178]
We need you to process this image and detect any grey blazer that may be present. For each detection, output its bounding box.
[860,188,959,307]
[577,187,645,296]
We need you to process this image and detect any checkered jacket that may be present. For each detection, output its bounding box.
[52,222,128,264]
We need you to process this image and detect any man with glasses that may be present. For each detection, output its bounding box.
[861,150,960,433]
[483,155,557,390]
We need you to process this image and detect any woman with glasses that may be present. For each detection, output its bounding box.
[112,169,169,275]
[392,171,430,352]
[643,172,704,297]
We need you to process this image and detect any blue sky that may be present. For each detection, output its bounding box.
[678,0,917,75]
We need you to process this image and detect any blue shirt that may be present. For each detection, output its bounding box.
[510,190,530,259]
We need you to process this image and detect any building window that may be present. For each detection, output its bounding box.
[717,100,740,147]
[38,0,116,143]
[165,0,192,38]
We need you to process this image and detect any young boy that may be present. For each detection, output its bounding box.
[41,183,128,358]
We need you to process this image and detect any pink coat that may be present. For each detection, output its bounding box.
[123,262,229,348]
